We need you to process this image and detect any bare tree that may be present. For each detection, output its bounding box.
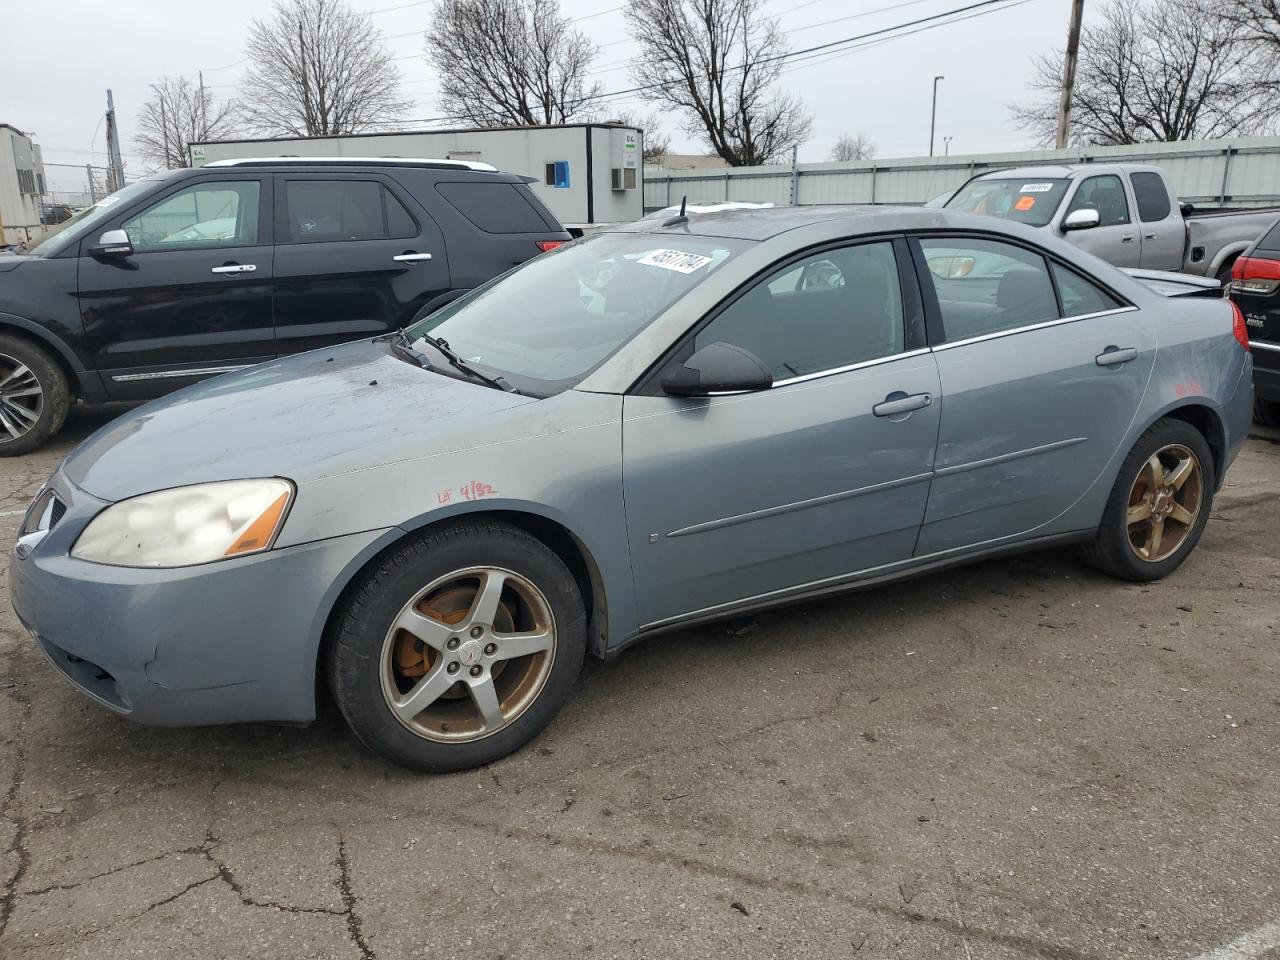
[240,0,410,136]
[830,132,876,162]
[625,0,811,166]
[134,76,238,169]
[1012,0,1276,145]
[426,0,601,126]
[603,109,672,161]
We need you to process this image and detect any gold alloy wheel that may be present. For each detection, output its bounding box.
[379,566,557,743]
[1126,443,1204,563]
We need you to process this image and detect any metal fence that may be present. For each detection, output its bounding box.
[644,136,1280,213]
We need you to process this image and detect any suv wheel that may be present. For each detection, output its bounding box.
[328,519,587,772]
[1081,419,1215,581]
[0,335,72,456]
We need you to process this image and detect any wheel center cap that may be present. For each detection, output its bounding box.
[458,640,484,667]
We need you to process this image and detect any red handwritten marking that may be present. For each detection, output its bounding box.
[458,480,497,500]
[437,489,453,505]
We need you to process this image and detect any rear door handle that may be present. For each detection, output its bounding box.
[1144,233,1157,240]
[873,392,932,417]
[211,264,256,274]
[1096,346,1138,366]
[1121,235,1135,243]
[393,252,433,262]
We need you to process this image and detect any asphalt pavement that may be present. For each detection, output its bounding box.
[0,407,1277,959]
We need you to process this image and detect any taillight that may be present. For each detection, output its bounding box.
[1229,255,1280,296]
[535,240,567,253]
[1230,299,1251,352]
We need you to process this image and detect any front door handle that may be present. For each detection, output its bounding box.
[211,264,256,274]
[873,392,932,417]
[393,252,433,263]
[1096,346,1138,366]
[1144,233,1157,240]
[1121,235,1135,243]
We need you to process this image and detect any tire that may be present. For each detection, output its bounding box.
[1255,397,1280,428]
[1216,262,1235,287]
[0,334,72,456]
[1081,418,1215,582]
[327,519,587,773]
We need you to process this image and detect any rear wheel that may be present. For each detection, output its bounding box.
[328,520,586,772]
[1081,419,1215,581]
[0,334,71,456]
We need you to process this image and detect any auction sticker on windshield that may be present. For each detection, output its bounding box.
[638,249,714,274]
[1019,183,1055,193]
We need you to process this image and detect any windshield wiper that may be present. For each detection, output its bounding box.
[381,328,433,369]
[416,332,519,393]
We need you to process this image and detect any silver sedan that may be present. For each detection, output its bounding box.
[11,206,1255,771]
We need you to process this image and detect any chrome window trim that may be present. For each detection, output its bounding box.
[110,365,252,383]
[768,347,933,389]
[931,305,1139,352]
[1249,339,1280,353]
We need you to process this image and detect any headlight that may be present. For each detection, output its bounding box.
[71,479,294,568]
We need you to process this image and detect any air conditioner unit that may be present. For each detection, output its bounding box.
[610,167,637,191]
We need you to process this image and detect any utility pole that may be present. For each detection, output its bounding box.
[929,75,944,157]
[105,89,126,192]
[1055,0,1086,149]
[85,164,97,204]
[160,98,170,169]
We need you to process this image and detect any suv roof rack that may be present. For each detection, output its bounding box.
[203,156,498,172]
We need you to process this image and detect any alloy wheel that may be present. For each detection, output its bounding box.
[379,566,557,742]
[1125,443,1203,563]
[0,355,43,443]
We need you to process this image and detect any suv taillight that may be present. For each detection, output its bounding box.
[1229,255,1280,296]
[1230,299,1251,352]
[535,240,567,253]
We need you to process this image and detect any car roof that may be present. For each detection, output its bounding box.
[611,204,1001,241]
[202,156,498,172]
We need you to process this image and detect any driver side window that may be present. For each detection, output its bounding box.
[122,181,260,252]
[694,241,905,382]
[1065,175,1130,227]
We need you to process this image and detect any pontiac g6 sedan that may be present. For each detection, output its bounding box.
[11,207,1254,772]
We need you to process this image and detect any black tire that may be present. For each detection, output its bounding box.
[1255,396,1280,428]
[327,519,587,773]
[0,334,71,456]
[1081,418,1216,582]
[1216,261,1235,287]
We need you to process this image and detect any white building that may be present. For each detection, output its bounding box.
[192,123,644,230]
[0,124,46,247]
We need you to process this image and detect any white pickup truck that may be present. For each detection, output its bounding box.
[941,163,1280,283]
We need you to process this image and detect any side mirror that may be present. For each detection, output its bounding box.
[662,341,773,397]
[1062,208,1100,232]
[1180,201,1195,217]
[90,229,133,257]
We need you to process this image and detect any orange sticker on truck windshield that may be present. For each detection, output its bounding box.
[1014,196,1036,211]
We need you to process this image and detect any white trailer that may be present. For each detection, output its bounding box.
[192,123,643,231]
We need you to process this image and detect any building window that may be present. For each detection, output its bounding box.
[545,161,570,188]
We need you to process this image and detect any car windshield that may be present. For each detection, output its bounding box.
[943,178,1070,227]
[22,180,159,256]
[408,232,750,395]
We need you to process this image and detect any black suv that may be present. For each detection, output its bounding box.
[1227,216,1280,426]
[0,158,570,453]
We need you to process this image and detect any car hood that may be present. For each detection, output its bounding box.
[63,339,537,502]
[0,253,36,273]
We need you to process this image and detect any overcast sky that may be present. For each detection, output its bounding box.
[5,0,1087,193]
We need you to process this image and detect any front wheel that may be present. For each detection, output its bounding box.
[1081,419,1215,581]
[327,520,587,772]
[0,334,71,456]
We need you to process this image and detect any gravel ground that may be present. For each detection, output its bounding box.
[0,407,1277,960]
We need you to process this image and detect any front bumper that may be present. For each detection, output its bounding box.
[10,472,390,726]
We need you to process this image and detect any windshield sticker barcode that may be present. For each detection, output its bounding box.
[1019,183,1055,193]
[638,249,714,273]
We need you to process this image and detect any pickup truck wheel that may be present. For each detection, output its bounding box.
[327,519,587,773]
[1216,263,1235,287]
[1081,419,1215,582]
[0,335,71,456]
[1255,397,1280,428]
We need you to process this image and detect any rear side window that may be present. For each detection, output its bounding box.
[436,181,553,233]
[920,237,1059,341]
[283,180,417,243]
[1130,172,1172,222]
[1052,263,1121,317]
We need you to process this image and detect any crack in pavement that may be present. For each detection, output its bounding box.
[0,653,31,940]
[336,835,375,960]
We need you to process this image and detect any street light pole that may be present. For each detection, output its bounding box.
[929,75,944,157]
[943,136,953,156]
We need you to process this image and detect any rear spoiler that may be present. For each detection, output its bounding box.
[1122,268,1225,299]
